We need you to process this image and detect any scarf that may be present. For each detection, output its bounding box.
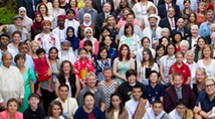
[32,12,44,32]
[66,26,80,51]
[132,99,146,119]
[38,32,56,46]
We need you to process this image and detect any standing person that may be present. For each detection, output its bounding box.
[7,31,22,57]
[52,15,67,42]
[15,54,36,112]
[51,0,66,27]
[18,0,40,19]
[31,12,44,40]
[193,37,208,62]
[66,26,80,52]
[68,0,80,19]
[18,7,33,32]
[38,3,54,29]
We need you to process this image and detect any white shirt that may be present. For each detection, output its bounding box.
[197,59,215,79]
[59,48,77,64]
[0,65,24,103]
[52,27,67,41]
[65,19,80,37]
[143,108,168,119]
[136,47,156,63]
[169,109,183,119]
[185,61,198,88]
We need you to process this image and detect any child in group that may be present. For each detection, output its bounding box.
[23,93,45,119]
[103,36,118,62]
[83,40,97,62]
[73,48,94,87]
[33,48,52,96]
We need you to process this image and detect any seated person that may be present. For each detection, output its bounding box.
[169,99,194,119]
[125,85,150,119]
[23,93,45,119]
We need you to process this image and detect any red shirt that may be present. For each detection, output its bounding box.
[169,62,191,83]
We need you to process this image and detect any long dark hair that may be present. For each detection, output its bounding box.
[194,37,208,61]
[142,48,155,67]
[108,93,124,114]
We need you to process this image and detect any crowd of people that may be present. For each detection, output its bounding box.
[0,0,215,118]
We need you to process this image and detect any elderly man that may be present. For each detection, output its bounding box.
[78,72,106,112]
[0,53,24,110]
[188,24,200,49]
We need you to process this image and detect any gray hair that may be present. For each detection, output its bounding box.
[185,50,195,58]
[1,52,13,61]
[211,32,215,39]
[161,28,170,36]
[86,72,97,80]
[180,40,189,48]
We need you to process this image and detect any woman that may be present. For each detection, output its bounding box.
[115,0,129,17]
[66,26,79,52]
[68,0,80,19]
[51,0,66,27]
[95,47,112,81]
[18,7,33,32]
[172,31,183,52]
[193,37,208,62]
[143,71,164,103]
[31,12,44,40]
[193,67,208,97]
[98,68,118,109]
[138,48,159,85]
[8,31,21,56]
[181,0,193,24]
[159,36,170,48]
[180,40,189,56]
[0,98,23,119]
[186,12,198,29]
[15,54,36,112]
[155,44,166,65]
[161,28,171,38]
[74,92,105,119]
[105,93,129,119]
[99,27,111,44]
[83,40,97,62]
[79,27,99,55]
[45,100,68,119]
[132,0,157,24]
[197,1,207,25]
[78,13,96,39]
[30,41,40,59]
[119,23,141,55]
[38,3,54,29]
[197,44,215,79]
[188,24,200,49]
[55,60,80,98]
[113,44,135,85]
[160,43,176,86]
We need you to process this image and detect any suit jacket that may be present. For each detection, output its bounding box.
[171,27,191,40]
[18,0,41,19]
[149,0,176,5]
[95,12,116,29]
[92,0,114,14]
[164,84,196,113]
[158,4,181,19]
[159,17,178,31]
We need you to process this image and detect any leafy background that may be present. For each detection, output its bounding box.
[0,0,18,24]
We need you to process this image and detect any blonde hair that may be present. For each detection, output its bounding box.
[30,40,40,56]
[201,44,213,59]
[194,67,208,84]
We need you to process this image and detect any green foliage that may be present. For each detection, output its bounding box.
[0,0,18,24]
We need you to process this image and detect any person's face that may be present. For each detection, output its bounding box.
[84,16,91,23]
[123,10,130,18]
[59,87,69,100]
[43,23,51,32]
[107,17,115,25]
[161,38,169,47]
[111,95,121,109]
[211,34,215,42]
[100,49,107,59]
[67,12,74,20]
[157,47,165,57]
[0,36,9,46]
[103,3,111,13]
[58,20,65,27]
[52,105,62,118]
[127,75,136,84]
[87,76,97,88]
[70,0,77,7]
[120,0,127,8]
[149,18,157,27]
[205,80,215,96]
[143,51,150,61]
[191,26,198,35]
[142,39,150,48]
[132,88,142,100]
[20,11,26,17]
[176,104,187,117]
[39,5,46,14]
[186,53,194,63]
[196,71,205,83]
[211,26,215,32]
[162,31,169,38]
[67,29,74,37]
[199,3,206,12]
[174,34,182,42]
[102,30,110,37]
[181,45,188,54]
[173,75,183,88]
[79,50,87,59]
[38,52,45,59]
[62,62,71,74]
[103,70,112,80]
[2,54,13,68]
[84,95,94,110]
[14,18,23,26]
[28,97,40,107]
[207,11,214,21]
[84,45,92,52]
[49,49,58,59]
[149,73,158,84]
[127,15,134,23]
[198,39,206,48]
[13,34,21,44]
[203,47,211,58]
[168,8,175,18]
[104,37,112,46]
[53,0,59,8]
[176,54,183,64]
[153,103,163,116]
[35,14,43,22]
[184,1,190,8]
[121,46,128,56]
[189,13,196,22]
[7,102,18,114]
[126,26,132,35]
[177,19,184,28]
[148,9,156,15]
[31,44,39,53]
[84,0,92,6]
[167,45,175,55]
[61,43,70,51]
[16,57,25,67]
[85,30,92,38]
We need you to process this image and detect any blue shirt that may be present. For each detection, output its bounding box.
[199,21,213,37]
[196,91,215,112]
[108,47,118,62]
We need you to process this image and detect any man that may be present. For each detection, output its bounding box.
[0,16,30,42]
[158,0,181,19]
[169,52,191,85]
[169,99,194,119]
[0,53,24,110]
[159,7,178,31]
[117,69,144,104]
[118,13,143,39]
[125,85,150,119]
[164,73,196,112]
[199,10,215,37]
[194,78,215,119]
[92,0,114,14]
[18,0,40,19]
[188,24,200,49]
[53,15,67,42]
[143,14,162,48]
[206,23,215,44]
[172,18,191,39]
[56,84,78,119]
[78,72,106,112]
[65,9,80,37]
[77,0,98,24]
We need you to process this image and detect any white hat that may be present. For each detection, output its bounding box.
[148,14,159,20]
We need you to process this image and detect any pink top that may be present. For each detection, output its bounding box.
[79,38,99,55]
[0,111,23,119]
[117,19,140,28]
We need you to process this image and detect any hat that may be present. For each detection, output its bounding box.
[61,40,71,45]
[148,14,159,20]
[58,15,66,21]
[14,15,23,20]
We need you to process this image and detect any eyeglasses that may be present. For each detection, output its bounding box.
[205,84,215,88]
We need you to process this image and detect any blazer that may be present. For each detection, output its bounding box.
[149,0,176,6]
[158,4,181,19]
[171,27,191,40]
[92,0,114,14]
[74,106,105,119]
[95,12,116,30]
[159,17,178,31]
[164,84,196,113]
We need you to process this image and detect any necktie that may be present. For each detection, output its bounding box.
[171,18,174,29]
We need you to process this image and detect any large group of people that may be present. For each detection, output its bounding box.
[0,0,215,118]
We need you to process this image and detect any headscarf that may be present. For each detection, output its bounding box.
[18,7,33,31]
[66,26,80,51]
[32,12,44,32]
[83,13,92,27]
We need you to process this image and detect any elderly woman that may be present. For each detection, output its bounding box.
[161,28,170,39]
[18,7,33,32]
[180,40,189,56]
[188,24,200,49]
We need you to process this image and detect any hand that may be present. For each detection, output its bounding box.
[130,53,136,58]
[194,102,202,114]
[46,70,52,76]
[0,102,6,109]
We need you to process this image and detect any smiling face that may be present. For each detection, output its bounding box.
[16,57,25,67]
[111,95,121,109]
[52,105,62,118]
[7,101,18,114]
[84,95,94,110]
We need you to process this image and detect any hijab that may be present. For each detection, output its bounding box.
[66,26,80,51]
[83,13,92,27]
[32,12,44,32]
[19,7,33,31]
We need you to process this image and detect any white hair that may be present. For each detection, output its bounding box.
[161,28,170,36]
[185,50,195,57]
[86,72,97,80]
[180,40,189,48]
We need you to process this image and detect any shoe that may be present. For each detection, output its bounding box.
[36,89,42,96]
[46,85,53,92]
